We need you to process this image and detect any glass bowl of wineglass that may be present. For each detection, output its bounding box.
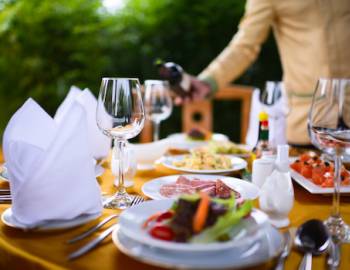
[96,77,145,209]
[309,78,350,242]
[144,80,173,141]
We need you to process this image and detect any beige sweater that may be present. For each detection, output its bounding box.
[199,0,350,144]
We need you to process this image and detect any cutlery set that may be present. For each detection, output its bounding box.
[0,189,11,203]
[275,220,341,270]
[67,195,145,260]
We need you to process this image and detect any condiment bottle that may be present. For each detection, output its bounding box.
[259,144,294,228]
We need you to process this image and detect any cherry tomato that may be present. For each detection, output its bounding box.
[290,160,302,173]
[312,165,325,185]
[300,162,313,179]
[149,225,174,241]
[321,172,334,187]
[156,211,174,222]
[300,153,312,162]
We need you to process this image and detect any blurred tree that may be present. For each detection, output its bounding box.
[0,0,282,141]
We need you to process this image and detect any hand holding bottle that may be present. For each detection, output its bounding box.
[156,60,211,105]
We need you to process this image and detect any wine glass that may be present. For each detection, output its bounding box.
[144,80,173,141]
[96,78,145,209]
[308,78,350,242]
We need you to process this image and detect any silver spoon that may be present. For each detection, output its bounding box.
[295,219,330,270]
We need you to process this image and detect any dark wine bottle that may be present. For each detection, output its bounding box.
[155,59,191,98]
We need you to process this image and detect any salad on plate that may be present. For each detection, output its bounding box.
[142,192,252,243]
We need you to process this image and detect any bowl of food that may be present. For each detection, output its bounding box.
[129,138,171,170]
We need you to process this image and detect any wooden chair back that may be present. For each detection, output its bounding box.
[140,84,253,143]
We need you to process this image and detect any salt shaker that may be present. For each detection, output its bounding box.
[252,158,275,188]
[259,145,294,228]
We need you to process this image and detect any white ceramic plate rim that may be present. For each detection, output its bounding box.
[168,133,229,142]
[1,208,101,231]
[118,199,267,252]
[112,224,283,270]
[161,155,247,174]
[141,174,260,200]
[290,169,350,194]
[0,166,8,182]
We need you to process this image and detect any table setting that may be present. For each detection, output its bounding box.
[0,78,349,270]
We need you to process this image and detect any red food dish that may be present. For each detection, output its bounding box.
[290,152,350,187]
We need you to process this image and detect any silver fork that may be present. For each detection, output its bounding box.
[67,195,145,260]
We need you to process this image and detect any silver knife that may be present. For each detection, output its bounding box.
[67,214,119,244]
[68,223,118,260]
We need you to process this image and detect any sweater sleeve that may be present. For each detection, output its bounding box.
[199,0,274,91]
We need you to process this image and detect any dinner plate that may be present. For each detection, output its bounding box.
[167,133,229,149]
[291,169,350,194]
[161,155,247,174]
[142,174,259,200]
[0,165,8,182]
[118,199,268,252]
[113,223,283,269]
[1,208,101,231]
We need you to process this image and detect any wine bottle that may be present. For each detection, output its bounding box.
[155,59,191,98]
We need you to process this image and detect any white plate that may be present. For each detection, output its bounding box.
[142,174,259,200]
[161,155,247,174]
[113,223,283,269]
[1,208,101,231]
[0,166,8,182]
[167,133,229,149]
[291,169,350,194]
[118,199,268,252]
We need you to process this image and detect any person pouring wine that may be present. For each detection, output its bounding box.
[158,0,350,147]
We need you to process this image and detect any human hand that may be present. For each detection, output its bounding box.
[174,76,212,105]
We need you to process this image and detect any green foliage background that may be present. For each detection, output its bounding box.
[0,0,282,141]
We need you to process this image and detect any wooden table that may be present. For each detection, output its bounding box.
[0,153,349,270]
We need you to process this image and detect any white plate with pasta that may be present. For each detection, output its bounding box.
[161,154,247,174]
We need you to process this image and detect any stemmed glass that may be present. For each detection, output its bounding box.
[96,78,145,209]
[309,78,350,242]
[144,80,173,141]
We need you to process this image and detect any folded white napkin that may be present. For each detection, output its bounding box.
[3,98,102,226]
[55,86,111,160]
[245,85,288,148]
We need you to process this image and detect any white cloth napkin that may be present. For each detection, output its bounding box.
[3,98,102,226]
[245,85,288,148]
[55,86,111,159]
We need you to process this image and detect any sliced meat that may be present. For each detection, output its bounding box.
[190,179,215,188]
[176,176,191,185]
[194,182,216,192]
[200,186,216,196]
[215,179,238,199]
[160,183,195,198]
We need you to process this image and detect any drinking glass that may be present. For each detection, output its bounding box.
[309,78,350,242]
[144,80,173,141]
[96,78,145,209]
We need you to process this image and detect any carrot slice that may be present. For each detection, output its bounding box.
[192,192,210,233]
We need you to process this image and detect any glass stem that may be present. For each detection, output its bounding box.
[153,120,160,141]
[332,155,342,218]
[115,139,126,196]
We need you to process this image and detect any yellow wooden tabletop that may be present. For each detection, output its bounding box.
[0,153,349,270]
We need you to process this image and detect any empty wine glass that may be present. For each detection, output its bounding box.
[309,78,350,242]
[144,80,173,141]
[96,78,145,209]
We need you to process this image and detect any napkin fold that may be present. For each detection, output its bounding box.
[3,98,102,226]
[245,85,288,148]
[55,86,111,160]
